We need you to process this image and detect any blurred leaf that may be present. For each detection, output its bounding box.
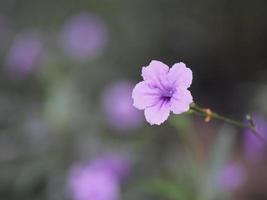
[44,77,78,130]
[140,179,194,200]
[169,114,193,136]
[197,125,236,200]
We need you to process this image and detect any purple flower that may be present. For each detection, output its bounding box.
[243,115,267,163]
[68,166,120,200]
[60,13,108,61]
[217,163,247,191]
[68,155,129,200]
[5,31,43,78]
[132,60,193,125]
[102,81,144,131]
[89,154,130,181]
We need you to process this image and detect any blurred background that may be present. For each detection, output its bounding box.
[0,0,267,199]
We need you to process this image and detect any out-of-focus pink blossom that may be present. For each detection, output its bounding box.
[132,60,193,125]
[102,81,144,131]
[5,31,43,78]
[243,115,267,163]
[60,13,108,61]
[68,166,119,200]
[217,162,247,191]
[68,155,129,200]
[89,154,130,181]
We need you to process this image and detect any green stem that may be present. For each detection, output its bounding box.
[189,103,267,144]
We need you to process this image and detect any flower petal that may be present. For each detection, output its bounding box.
[168,62,192,88]
[132,81,161,110]
[170,89,193,114]
[141,60,169,82]
[144,100,170,125]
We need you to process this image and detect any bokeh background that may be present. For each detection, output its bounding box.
[0,0,267,200]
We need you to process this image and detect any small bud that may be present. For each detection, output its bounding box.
[246,114,255,127]
[204,108,212,123]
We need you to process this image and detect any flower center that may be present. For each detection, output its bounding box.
[161,89,174,101]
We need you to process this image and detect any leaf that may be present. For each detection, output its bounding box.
[169,114,193,136]
[140,179,194,200]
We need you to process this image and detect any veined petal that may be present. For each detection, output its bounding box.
[132,81,161,110]
[168,62,192,88]
[141,60,169,82]
[170,89,193,114]
[144,100,170,125]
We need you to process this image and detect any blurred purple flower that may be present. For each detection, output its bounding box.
[68,166,120,200]
[217,162,247,191]
[132,60,193,125]
[60,13,108,61]
[89,154,130,181]
[243,115,267,163]
[102,81,144,131]
[68,155,129,200]
[5,31,43,78]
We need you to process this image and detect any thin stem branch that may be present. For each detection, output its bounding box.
[189,103,267,144]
